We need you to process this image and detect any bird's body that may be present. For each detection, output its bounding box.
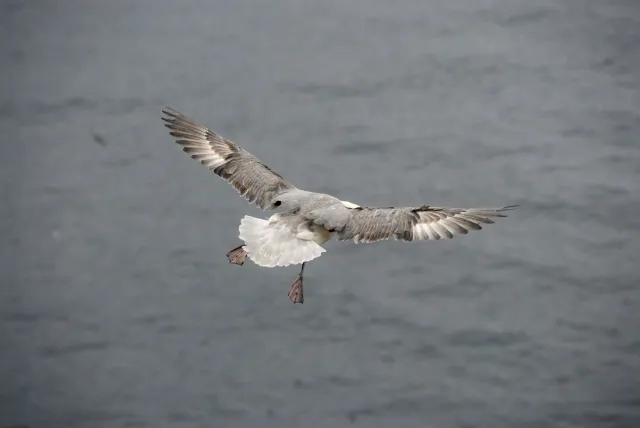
[161,107,518,303]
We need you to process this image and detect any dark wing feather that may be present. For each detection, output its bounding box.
[337,205,518,243]
[161,107,296,210]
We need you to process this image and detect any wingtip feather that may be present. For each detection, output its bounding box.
[500,204,520,211]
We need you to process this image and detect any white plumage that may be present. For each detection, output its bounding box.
[239,215,326,268]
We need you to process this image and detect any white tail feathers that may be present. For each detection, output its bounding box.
[238,216,269,246]
[238,216,325,267]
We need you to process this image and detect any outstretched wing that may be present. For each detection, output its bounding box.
[337,205,518,243]
[161,107,297,210]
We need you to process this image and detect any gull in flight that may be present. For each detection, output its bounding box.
[161,107,517,304]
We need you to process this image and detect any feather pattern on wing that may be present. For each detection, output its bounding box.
[161,107,296,210]
[337,205,518,244]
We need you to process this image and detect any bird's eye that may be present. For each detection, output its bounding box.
[274,201,281,207]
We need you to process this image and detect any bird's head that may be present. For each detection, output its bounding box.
[269,191,303,211]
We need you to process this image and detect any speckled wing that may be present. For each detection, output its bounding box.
[161,107,297,210]
[337,205,518,244]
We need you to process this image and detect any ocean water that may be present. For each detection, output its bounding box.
[2,0,639,427]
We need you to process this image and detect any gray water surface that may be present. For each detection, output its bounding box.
[2,1,640,427]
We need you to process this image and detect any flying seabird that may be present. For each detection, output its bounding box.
[161,107,517,304]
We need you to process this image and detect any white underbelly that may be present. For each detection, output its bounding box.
[297,224,334,245]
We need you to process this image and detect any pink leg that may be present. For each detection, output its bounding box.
[288,263,306,304]
[226,245,247,266]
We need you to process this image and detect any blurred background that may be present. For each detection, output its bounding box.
[2,0,639,427]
